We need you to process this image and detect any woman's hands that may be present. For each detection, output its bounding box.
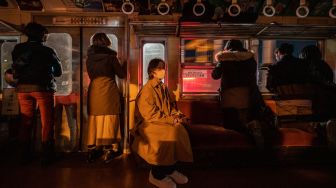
[173,113,189,126]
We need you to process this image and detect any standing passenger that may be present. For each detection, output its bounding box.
[212,40,259,134]
[299,45,336,121]
[86,33,125,163]
[12,22,63,165]
[132,58,193,188]
[266,43,309,94]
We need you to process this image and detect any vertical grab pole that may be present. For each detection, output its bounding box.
[123,17,131,154]
[79,26,83,151]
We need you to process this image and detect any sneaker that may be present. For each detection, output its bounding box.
[149,171,176,188]
[168,170,189,184]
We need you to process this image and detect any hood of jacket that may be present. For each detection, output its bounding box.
[87,45,117,62]
[216,51,254,62]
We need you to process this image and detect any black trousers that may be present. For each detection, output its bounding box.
[151,164,176,180]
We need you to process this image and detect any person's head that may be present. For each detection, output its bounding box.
[91,33,112,47]
[224,40,245,52]
[147,58,166,80]
[299,45,322,61]
[274,48,281,61]
[277,43,294,56]
[24,22,48,42]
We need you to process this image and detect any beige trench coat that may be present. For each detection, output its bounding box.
[132,78,193,165]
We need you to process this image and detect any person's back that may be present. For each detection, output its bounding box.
[212,40,257,92]
[266,43,309,95]
[11,22,62,166]
[212,40,259,133]
[300,45,336,121]
[12,41,61,91]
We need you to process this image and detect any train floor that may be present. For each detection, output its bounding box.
[1,140,336,188]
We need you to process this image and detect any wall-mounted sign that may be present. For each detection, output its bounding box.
[183,69,207,78]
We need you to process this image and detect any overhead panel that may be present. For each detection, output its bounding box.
[130,21,178,36]
[0,20,20,35]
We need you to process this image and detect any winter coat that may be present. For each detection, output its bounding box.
[11,41,62,92]
[266,55,309,93]
[132,78,193,165]
[212,51,257,109]
[86,45,125,115]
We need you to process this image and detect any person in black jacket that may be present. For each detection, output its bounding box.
[212,40,260,134]
[12,22,62,165]
[266,43,309,94]
[299,45,336,121]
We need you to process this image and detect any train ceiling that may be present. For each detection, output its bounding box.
[1,0,336,39]
[131,21,336,39]
[0,0,335,17]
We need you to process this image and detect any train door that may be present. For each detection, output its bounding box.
[43,26,126,152]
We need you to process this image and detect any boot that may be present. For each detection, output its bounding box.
[246,120,264,150]
[87,146,98,163]
[326,120,336,151]
[41,140,55,166]
[19,141,33,165]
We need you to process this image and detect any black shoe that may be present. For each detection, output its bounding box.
[19,142,33,165]
[41,140,56,167]
[87,148,98,163]
[103,149,123,164]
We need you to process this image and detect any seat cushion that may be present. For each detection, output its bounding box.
[273,128,319,147]
[186,124,253,150]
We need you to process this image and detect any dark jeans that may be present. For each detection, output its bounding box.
[152,164,176,180]
[17,92,54,143]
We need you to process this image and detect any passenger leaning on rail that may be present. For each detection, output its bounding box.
[299,45,336,121]
[132,58,193,188]
[86,33,125,163]
[211,39,264,139]
[11,22,63,165]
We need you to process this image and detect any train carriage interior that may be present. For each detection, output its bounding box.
[1,0,336,187]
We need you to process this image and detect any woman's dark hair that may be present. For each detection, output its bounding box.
[147,58,165,80]
[278,43,294,55]
[92,33,112,47]
[224,40,245,51]
[24,22,48,42]
[299,45,322,61]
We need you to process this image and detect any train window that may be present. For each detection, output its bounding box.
[0,38,19,90]
[45,33,72,96]
[180,38,246,95]
[257,39,318,93]
[142,43,165,85]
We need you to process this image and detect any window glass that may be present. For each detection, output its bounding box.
[142,43,165,85]
[1,41,17,89]
[45,33,73,95]
[180,38,246,95]
[257,39,318,93]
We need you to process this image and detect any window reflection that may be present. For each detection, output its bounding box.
[1,41,18,89]
[181,39,247,95]
[45,33,72,96]
[142,43,165,85]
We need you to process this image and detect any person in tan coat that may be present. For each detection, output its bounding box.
[132,58,193,188]
[86,33,125,163]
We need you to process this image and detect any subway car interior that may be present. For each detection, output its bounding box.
[1,0,336,187]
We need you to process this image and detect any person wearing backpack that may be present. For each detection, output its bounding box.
[11,22,62,165]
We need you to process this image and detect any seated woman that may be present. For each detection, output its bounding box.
[132,58,193,188]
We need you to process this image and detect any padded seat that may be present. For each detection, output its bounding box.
[273,128,319,147]
[186,124,253,150]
